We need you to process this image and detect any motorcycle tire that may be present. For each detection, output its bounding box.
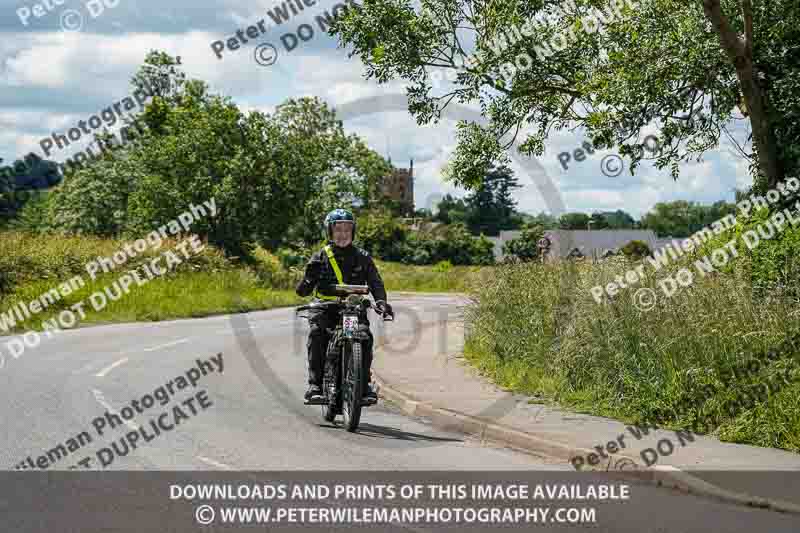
[341,341,364,432]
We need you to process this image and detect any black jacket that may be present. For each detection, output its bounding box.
[296,243,387,302]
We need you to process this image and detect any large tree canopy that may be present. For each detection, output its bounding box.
[332,0,798,191]
[640,199,737,236]
[38,51,391,256]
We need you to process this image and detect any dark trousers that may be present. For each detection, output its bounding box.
[307,309,374,386]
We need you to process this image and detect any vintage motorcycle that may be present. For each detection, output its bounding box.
[296,284,393,432]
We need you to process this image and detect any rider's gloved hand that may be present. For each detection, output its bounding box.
[374,300,393,318]
[317,282,335,296]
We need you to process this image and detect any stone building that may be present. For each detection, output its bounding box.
[376,158,414,215]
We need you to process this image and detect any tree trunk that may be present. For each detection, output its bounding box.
[702,0,783,189]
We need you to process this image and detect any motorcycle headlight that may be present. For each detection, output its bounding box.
[345,294,361,307]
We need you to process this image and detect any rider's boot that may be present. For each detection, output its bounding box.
[362,382,378,403]
[362,340,378,403]
[305,384,324,403]
[363,370,378,404]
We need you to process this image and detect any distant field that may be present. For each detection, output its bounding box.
[376,260,482,293]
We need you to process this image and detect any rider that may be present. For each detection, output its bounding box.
[296,208,394,403]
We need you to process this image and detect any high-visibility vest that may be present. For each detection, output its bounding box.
[314,245,344,301]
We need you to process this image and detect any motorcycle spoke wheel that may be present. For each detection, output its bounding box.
[341,341,363,432]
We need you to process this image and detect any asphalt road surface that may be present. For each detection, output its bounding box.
[1,294,798,532]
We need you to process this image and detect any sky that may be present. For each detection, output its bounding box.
[0,0,754,219]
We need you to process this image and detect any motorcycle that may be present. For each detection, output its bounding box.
[296,284,393,432]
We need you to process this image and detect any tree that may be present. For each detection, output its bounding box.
[272,96,392,248]
[588,212,609,230]
[640,200,737,237]
[332,0,798,191]
[524,212,559,229]
[433,194,469,224]
[40,51,390,257]
[0,153,62,226]
[559,212,591,230]
[601,210,637,229]
[465,164,521,235]
[130,50,187,105]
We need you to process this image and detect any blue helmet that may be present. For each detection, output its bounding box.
[324,208,356,240]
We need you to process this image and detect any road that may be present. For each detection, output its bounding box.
[1,294,798,532]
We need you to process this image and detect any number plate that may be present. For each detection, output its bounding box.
[342,315,358,337]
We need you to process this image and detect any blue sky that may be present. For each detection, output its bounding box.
[1,0,754,218]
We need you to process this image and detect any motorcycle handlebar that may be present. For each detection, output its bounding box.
[334,284,369,294]
[296,300,393,321]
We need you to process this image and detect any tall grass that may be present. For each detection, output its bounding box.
[0,230,232,293]
[465,241,800,451]
[4,269,303,332]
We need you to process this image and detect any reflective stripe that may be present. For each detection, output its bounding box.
[323,245,344,284]
[314,245,344,300]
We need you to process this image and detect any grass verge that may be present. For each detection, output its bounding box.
[463,251,800,453]
[1,269,304,335]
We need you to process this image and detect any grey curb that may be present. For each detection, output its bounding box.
[372,350,800,516]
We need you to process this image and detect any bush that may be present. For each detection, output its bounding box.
[356,208,408,260]
[620,239,652,258]
[6,190,51,233]
[357,208,494,266]
[275,247,309,269]
[424,223,495,266]
[432,260,453,273]
[732,208,800,296]
[250,244,302,290]
[502,226,544,262]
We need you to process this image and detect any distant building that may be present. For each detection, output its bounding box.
[489,229,660,261]
[654,237,677,252]
[376,158,414,215]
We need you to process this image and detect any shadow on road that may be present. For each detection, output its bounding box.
[344,423,464,444]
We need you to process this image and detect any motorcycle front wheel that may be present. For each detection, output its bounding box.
[341,341,364,432]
